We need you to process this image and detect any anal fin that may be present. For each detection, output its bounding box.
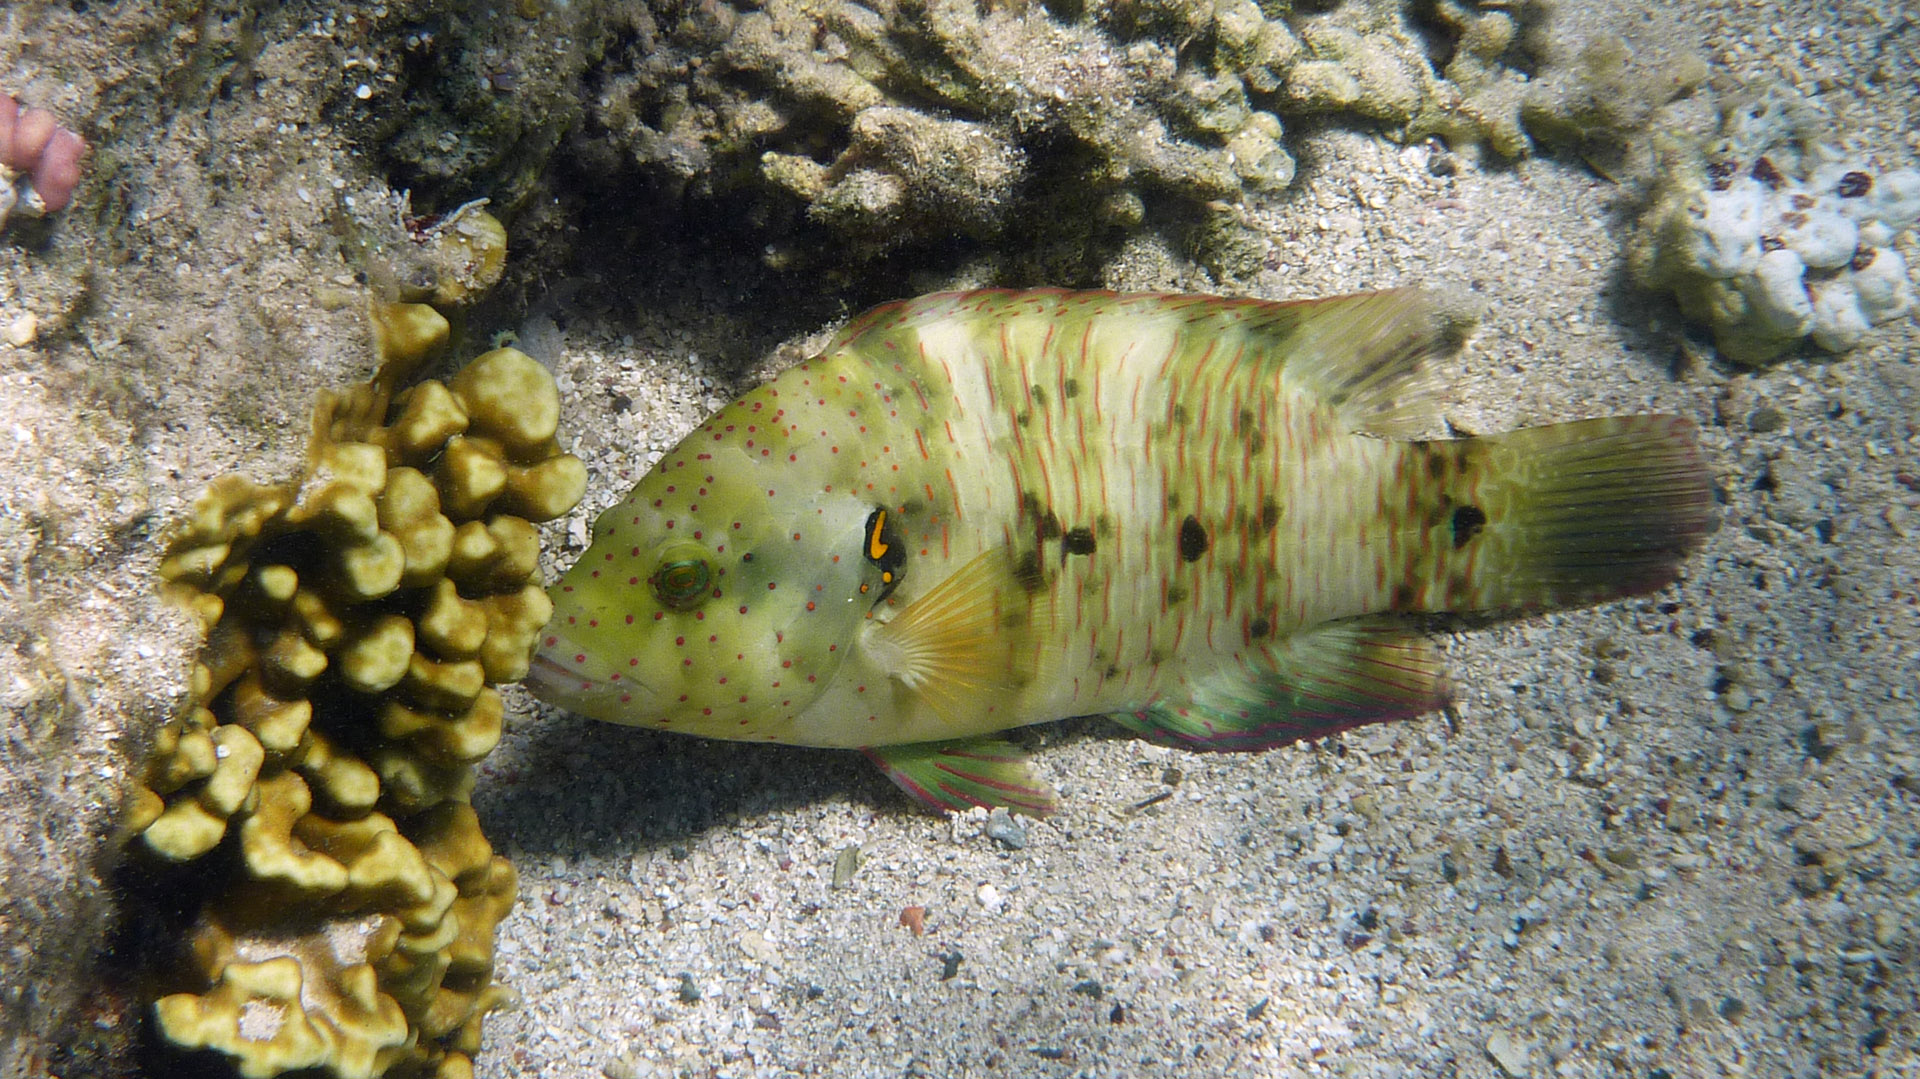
[865,737,1058,816]
[1112,617,1449,751]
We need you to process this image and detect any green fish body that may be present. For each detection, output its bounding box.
[530,289,1711,813]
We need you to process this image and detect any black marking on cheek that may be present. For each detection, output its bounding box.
[864,507,907,602]
[1178,516,1209,562]
[1450,505,1487,548]
[1062,526,1097,555]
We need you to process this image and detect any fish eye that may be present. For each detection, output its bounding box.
[650,543,713,610]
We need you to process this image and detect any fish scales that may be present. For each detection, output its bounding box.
[531,288,1711,813]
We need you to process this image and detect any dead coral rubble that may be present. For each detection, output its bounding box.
[576,0,1557,272]
[356,1,1699,281]
[124,212,584,1079]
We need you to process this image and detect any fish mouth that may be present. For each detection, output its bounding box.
[524,648,664,720]
[522,650,577,698]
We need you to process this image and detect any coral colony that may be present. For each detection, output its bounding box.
[128,213,585,1078]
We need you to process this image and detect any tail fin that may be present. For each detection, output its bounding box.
[1419,415,1714,615]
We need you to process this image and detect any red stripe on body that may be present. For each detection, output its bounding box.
[1068,454,1083,521]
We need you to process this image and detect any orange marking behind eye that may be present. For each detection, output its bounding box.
[868,510,891,561]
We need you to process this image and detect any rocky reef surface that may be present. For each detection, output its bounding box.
[2,0,1917,1077]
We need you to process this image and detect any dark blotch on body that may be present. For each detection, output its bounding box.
[1013,550,1047,594]
[1178,516,1209,562]
[1450,505,1487,548]
[1063,527,1097,555]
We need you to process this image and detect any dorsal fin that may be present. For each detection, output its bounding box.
[828,288,1455,438]
[1254,288,1453,438]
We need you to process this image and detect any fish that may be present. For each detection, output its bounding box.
[527,288,1712,814]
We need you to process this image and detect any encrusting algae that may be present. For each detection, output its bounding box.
[123,210,585,1078]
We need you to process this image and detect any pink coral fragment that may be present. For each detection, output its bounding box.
[1,92,86,213]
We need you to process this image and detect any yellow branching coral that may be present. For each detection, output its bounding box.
[128,210,577,1078]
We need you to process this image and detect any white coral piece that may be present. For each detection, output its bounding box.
[1636,103,1920,365]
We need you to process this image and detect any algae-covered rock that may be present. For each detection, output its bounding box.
[125,217,583,1078]
[1520,30,1708,180]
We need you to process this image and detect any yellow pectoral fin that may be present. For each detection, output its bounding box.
[862,546,1055,727]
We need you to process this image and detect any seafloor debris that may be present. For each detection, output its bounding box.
[0,90,86,229]
[124,211,585,1078]
[1629,88,1919,366]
